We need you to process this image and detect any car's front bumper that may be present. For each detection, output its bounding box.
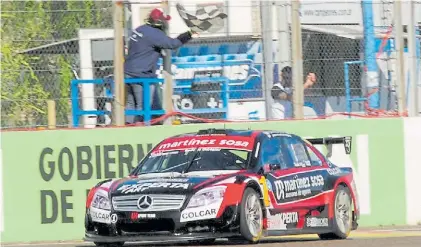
[84,231,240,243]
[85,204,240,243]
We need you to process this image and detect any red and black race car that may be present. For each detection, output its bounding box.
[84,128,359,247]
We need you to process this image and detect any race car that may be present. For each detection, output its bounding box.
[84,128,359,247]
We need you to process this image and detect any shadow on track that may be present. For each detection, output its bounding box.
[76,237,345,247]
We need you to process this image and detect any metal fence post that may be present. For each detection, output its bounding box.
[162,0,174,125]
[393,0,406,115]
[47,100,56,129]
[113,0,126,126]
[260,0,275,120]
[407,0,419,117]
[291,0,304,119]
[276,1,291,70]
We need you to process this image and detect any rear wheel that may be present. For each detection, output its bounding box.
[318,185,353,240]
[239,188,263,244]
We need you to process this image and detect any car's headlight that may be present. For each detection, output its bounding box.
[186,186,226,209]
[91,190,111,210]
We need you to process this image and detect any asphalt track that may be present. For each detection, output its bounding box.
[3,227,421,247]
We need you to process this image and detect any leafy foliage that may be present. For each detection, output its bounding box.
[1,0,112,128]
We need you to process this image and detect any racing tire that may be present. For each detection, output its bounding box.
[318,185,353,240]
[94,242,125,247]
[239,188,264,244]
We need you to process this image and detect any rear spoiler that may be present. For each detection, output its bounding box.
[305,136,352,158]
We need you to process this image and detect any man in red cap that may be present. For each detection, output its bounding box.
[124,8,194,124]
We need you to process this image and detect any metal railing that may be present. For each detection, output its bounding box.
[71,77,230,127]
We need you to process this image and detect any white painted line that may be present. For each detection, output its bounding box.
[0,147,4,234]
[356,134,371,215]
[403,118,421,225]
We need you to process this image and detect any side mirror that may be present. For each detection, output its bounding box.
[262,163,281,174]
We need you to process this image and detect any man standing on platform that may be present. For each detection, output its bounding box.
[124,8,194,124]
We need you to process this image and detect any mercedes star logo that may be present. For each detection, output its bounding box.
[137,195,153,210]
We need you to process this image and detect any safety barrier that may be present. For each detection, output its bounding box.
[1,117,421,243]
[343,59,421,118]
[71,77,230,127]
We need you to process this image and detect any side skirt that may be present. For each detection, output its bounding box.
[265,228,333,237]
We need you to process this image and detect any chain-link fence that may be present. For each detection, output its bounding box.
[285,0,421,119]
[1,0,113,129]
[2,0,420,129]
[77,0,265,127]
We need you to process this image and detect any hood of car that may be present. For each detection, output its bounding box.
[110,170,240,196]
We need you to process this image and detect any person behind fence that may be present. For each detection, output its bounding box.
[271,66,317,119]
[124,8,195,124]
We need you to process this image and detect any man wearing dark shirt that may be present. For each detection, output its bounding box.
[124,8,194,124]
[271,66,317,119]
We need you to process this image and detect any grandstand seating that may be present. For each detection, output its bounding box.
[157,41,260,65]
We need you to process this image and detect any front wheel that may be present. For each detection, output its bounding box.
[239,188,264,244]
[318,185,353,240]
[94,242,125,247]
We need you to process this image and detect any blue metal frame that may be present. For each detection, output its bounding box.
[361,0,380,109]
[71,77,230,127]
[344,60,365,118]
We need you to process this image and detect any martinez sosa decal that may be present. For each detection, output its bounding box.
[154,136,254,152]
[273,173,325,201]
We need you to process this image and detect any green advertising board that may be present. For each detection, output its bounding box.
[0,118,406,243]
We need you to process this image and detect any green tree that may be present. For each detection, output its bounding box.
[1,0,112,128]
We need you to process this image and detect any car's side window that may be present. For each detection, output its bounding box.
[260,137,288,170]
[306,145,323,167]
[284,137,311,168]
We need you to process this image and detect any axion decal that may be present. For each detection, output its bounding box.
[306,217,328,227]
[117,182,190,194]
[327,167,342,175]
[273,172,325,202]
[153,136,254,152]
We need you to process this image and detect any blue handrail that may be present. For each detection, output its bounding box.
[344,61,365,118]
[71,77,230,127]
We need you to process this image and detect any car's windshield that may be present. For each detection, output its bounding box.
[134,148,250,175]
[132,135,254,175]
